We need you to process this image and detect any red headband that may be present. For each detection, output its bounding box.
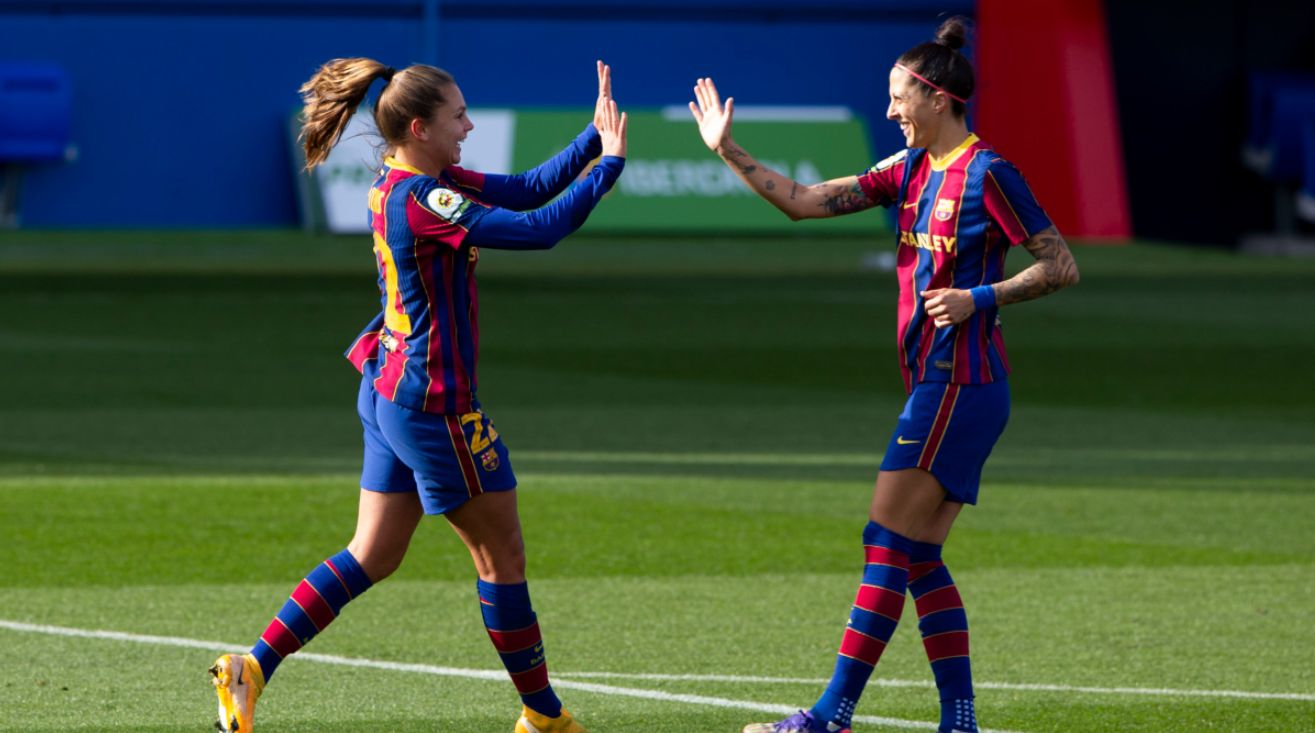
[894,63,967,104]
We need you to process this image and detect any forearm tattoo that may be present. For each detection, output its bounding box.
[819,179,871,216]
[720,143,757,175]
[994,227,1079,305]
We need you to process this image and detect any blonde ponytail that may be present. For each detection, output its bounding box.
[298,57,393,170]
[298,58,457,171]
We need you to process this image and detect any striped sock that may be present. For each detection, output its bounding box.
[478,579,563,718]
[908,541,976,733]
[250,549,373,682]
[811,521,914,730]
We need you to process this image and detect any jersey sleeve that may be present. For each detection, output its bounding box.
[406,177,493,249]
[477,124,602,211]
[465,156,625,250]
[855,149,908,207]
[443,165,487,192]
[983,158,1053,245]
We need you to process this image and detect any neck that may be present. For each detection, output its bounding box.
[393,147,446,178]
[926,118,972,160]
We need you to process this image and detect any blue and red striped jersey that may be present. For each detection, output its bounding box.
[345,157,494,415]
[344,123,621,415]
[857,134,1052,392]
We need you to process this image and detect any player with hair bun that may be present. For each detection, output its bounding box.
[207,58,626,733]
[690,17,1078,733]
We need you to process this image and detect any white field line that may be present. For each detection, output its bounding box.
[552,671,1315,703]
[0,620,1012,733]
[4,619,1313,725]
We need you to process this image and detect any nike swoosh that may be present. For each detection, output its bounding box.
[902,201,918,209]
[896,436,921,445]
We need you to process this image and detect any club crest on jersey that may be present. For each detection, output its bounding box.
[935,197,957,222]
[426,187,467,219]
[480,449,500,472]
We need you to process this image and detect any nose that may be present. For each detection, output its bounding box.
[886,101,898,121]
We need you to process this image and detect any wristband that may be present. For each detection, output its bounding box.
[969,285,996,311]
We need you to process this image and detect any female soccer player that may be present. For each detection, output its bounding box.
[689,18,1078,733]
[208,58,626,733]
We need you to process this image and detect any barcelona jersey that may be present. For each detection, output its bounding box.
[345,157,494,415]
[857,134,1052,393]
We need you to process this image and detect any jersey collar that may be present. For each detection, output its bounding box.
[384,156,425,176]
[927,133,980,172]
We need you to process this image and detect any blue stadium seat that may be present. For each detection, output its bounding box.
[1264,80,1315,184]
[1244,72,1306,174]
[1298,120,1315,223]
[0,62,71,162]
[1242,72,1315,235]
[0,62,71,226]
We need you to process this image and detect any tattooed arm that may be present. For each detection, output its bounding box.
[715,140,875,220]
[921,227,1079,328]
[690,77,876,220]
[993,226,1081,305]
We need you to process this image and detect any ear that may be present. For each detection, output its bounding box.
[932,92,950,115]
[409,117,429,142]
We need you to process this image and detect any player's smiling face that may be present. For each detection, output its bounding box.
[417,83,474,170]
[887,67,939,149]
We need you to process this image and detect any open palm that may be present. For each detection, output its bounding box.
[688,77,734,152]
[592,60,612,132]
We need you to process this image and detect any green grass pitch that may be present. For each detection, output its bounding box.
[0,229,1312,732]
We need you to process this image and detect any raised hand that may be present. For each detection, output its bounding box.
[688,77,734,152]
[597,96,628,158]
[593,60,613,132]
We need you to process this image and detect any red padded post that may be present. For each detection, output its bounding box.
[976,0,1131,241]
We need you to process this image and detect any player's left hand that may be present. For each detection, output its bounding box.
[920,288,975,328]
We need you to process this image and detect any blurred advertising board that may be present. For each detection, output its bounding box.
[296,107,879,234]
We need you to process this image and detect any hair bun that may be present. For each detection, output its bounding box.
[934,16,970,51]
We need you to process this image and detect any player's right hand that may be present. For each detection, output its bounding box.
[593,60,613,132]
[689,77,734,153]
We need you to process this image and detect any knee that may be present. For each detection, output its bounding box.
[347,539,407,583]
[480,536,526,584]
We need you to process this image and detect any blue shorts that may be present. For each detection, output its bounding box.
[357,376,517,515]
[879,380,1010,505]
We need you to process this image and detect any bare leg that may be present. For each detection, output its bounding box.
[912,498,964,545]
[869,467,951,535]
[348,489,425,582]
[444,490,526,583]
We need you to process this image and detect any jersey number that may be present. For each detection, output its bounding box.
[374,233,413,335]
[461,411,498,454]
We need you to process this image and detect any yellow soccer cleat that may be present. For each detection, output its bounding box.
[209,653,265,733]
[515,706,588,733]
